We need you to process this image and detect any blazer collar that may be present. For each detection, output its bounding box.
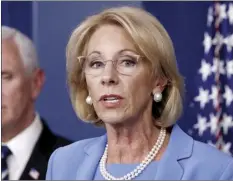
[76,135,107,180]
[154,124,194,180]
[76,124,194,180]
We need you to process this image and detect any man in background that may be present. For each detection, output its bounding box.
[1,26,72,180]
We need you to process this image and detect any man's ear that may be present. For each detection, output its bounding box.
[31,68,45,101]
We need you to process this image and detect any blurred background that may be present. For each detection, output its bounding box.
[2,1,233,155]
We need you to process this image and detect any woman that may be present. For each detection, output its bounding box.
[46,6,233,180]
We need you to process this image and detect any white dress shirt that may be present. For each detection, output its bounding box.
[2,113,43,180]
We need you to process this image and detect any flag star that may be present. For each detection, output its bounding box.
[223,85,233,106]
[194,115,209,136]
[209,85,221,108]
[221,113,233,135]
[212,32,224,47]
[226,59,233,78]
[212,58,225,75]
[194,87,210,109]
[224,34,233,53]
[209,113,219,135]
[221,142,232,155]
[198,59,212,81]
[203,32,212,54]
[207,6,214,26]
[227,3,233,24]
[218,4,227,23]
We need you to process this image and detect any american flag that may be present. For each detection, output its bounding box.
[29,168,40,180]
[189,2,233,156]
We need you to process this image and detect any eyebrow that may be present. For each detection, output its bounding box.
[87,49,138,57]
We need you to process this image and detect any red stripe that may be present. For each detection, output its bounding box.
[213,1,223,150]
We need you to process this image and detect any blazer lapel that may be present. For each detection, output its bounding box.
[155,124,194,180]
[20,123,51,180]
[20,148,47,180]
[76,135,107,180]
[20,120,71,180]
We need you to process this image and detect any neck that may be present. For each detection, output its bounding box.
[105,114,169,164]
[2,109,36,143]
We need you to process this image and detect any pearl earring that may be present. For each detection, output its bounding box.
[86,95,92,105]
[154,92,162,102]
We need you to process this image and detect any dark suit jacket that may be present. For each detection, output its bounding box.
[19,119,72,180]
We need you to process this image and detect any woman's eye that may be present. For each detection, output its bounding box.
[90,61,105,68]
[2,73,13,80]
[119,59,137,67]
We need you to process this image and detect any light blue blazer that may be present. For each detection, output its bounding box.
[46,125,233,180]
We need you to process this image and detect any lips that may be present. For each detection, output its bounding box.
[99,94,123,102]
[99,94,124,108]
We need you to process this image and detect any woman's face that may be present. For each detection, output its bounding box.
[85,24,157,124]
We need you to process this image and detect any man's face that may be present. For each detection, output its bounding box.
[2,39,34,131]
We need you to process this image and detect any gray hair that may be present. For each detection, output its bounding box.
[2,26,39,74]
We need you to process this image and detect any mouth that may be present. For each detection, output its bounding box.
[100,94,123,103]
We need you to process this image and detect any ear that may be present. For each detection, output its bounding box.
[152,77,168,94]
[30,68,45,101]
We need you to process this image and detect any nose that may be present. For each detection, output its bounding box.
[101,61,119,86]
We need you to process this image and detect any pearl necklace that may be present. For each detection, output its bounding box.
[100,128,166,180]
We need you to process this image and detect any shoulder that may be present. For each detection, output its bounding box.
[38,119,72,149]
[193,139,233,165]
[47,135,103,167]
[46,136,103,179]
[184,139,233,179]
[172,124,232,165]
[192,139,232,160]
[51,136,102,160]
[50,134,72,148]
[170,125,233,179]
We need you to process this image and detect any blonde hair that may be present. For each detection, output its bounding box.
[66,6,184,127]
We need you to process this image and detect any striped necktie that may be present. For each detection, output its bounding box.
[1,145,12,180]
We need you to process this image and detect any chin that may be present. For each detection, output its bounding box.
[2,112,9,124]
[2,117,13,130]
[98,112,130,125]
[99,114,124,124]
[102,118,125,125]
[2,110,15,126]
